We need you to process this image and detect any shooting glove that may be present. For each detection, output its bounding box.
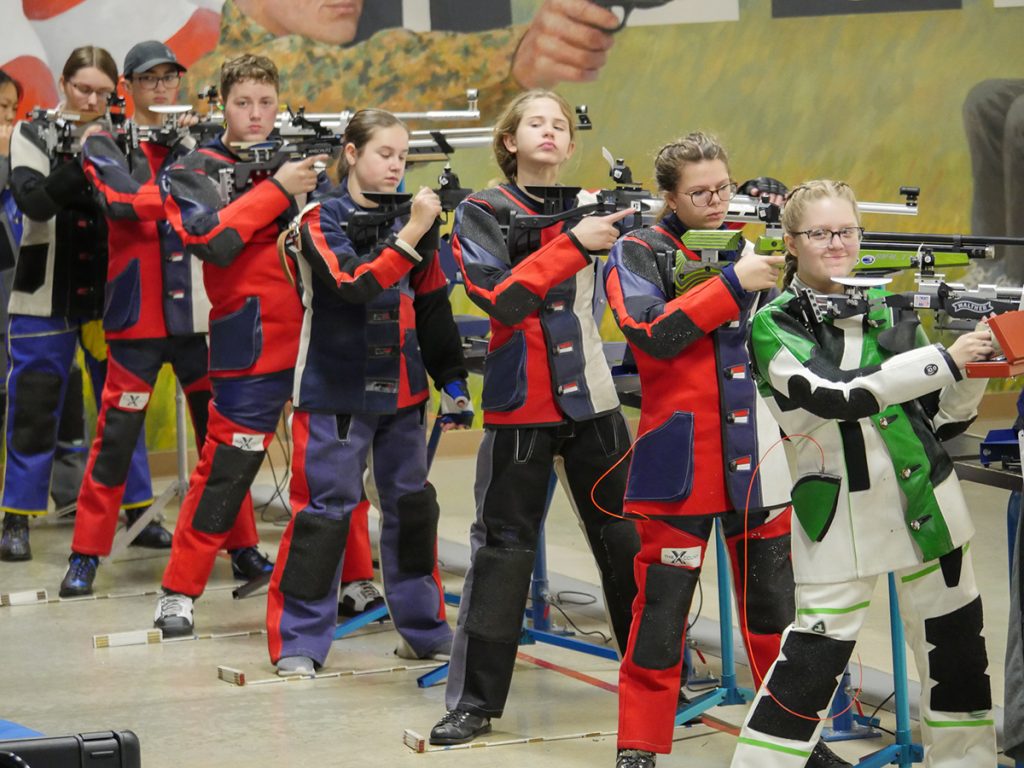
[439,378,474,429]
[738,176,788,200]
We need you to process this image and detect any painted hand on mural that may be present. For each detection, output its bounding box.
[511,0,622,87]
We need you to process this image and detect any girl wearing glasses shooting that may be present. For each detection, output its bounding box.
[604,133,846,768]
[1,46,153,565]
[730,180,996,768]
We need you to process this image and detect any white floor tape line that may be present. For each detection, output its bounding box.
[217,661,445,687]
[93,628,268,649]
[1,583,236,608]
[401,728,618,753]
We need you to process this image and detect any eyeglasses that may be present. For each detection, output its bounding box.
[686,182,737,208]
[133,73,181,90]
[794,227,864,245]
[68,80,114,100]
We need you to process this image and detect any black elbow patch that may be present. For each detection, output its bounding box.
[464,546,535,644]
[91,408,147,487]
[934,415,976,442]
[925,596,991,713]
[108,202,137,220]
[747,631,855,742]
[396,483,440,574]
[786,374,880,421]
[492,282,543,326]
[10,370,62,455]
[631,563,700,671]
[194,228,244,265]
[279,511,350,602]
[731,535,795,635]
[192,445,265,534]
[624,309,703,360]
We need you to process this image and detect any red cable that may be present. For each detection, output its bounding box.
[741,433,863,722]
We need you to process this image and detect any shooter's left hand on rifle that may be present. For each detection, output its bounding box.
[738,176,788,207]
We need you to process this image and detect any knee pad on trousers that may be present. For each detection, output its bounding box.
[396,483,440,574]
[192,445,264,534]
[632,563,699,671]
[186,390,212,446]
[747,630,855,742]
[925,595,991,713]
[732,534,796,635]
[92,408,147,487]
[279,512,350,602]
[10,370,62,455]
[464,546,535,644]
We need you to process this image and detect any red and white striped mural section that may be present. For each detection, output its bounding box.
[1,0,224,113]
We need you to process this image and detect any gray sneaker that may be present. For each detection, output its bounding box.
[276,656,316,677]
[154,593,194,638]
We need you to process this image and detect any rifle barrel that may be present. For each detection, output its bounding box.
[863,231,1024,247]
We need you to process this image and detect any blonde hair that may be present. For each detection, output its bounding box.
[492,89,575,183]
[652,131,730,220]
[780,179,860,287]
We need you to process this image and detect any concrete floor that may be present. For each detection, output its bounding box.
[0,434,1020,767]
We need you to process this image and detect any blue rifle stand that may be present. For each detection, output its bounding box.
[821,668,881,743]
[674,518,754,726]
[852,574,923,768]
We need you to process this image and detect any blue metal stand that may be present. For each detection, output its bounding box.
[853,574,923,768]
[333,603,389,640]
[416,469,619,688]
[674,518,754,726]
[822,668,880,743]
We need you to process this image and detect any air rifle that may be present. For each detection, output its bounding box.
[502,147,653,257]
[216,107,343,203]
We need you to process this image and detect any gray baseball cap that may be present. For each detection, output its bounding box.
[123,40,186,78]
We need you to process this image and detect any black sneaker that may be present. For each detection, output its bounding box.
[617,749,657,768]
[230,547,274,580]
[154,593,195,638]
[0,513,31,561]
[429,709,492,745]
[60,553,99,597]
[807,740,852,768]
[125,507,173,549]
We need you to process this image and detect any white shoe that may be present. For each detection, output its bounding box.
[153,593,194,638]
[395,635,451,662]
[276,656,316,677]
[338,580,385,617]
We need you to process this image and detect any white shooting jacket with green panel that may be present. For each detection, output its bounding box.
[749,277,986,584]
